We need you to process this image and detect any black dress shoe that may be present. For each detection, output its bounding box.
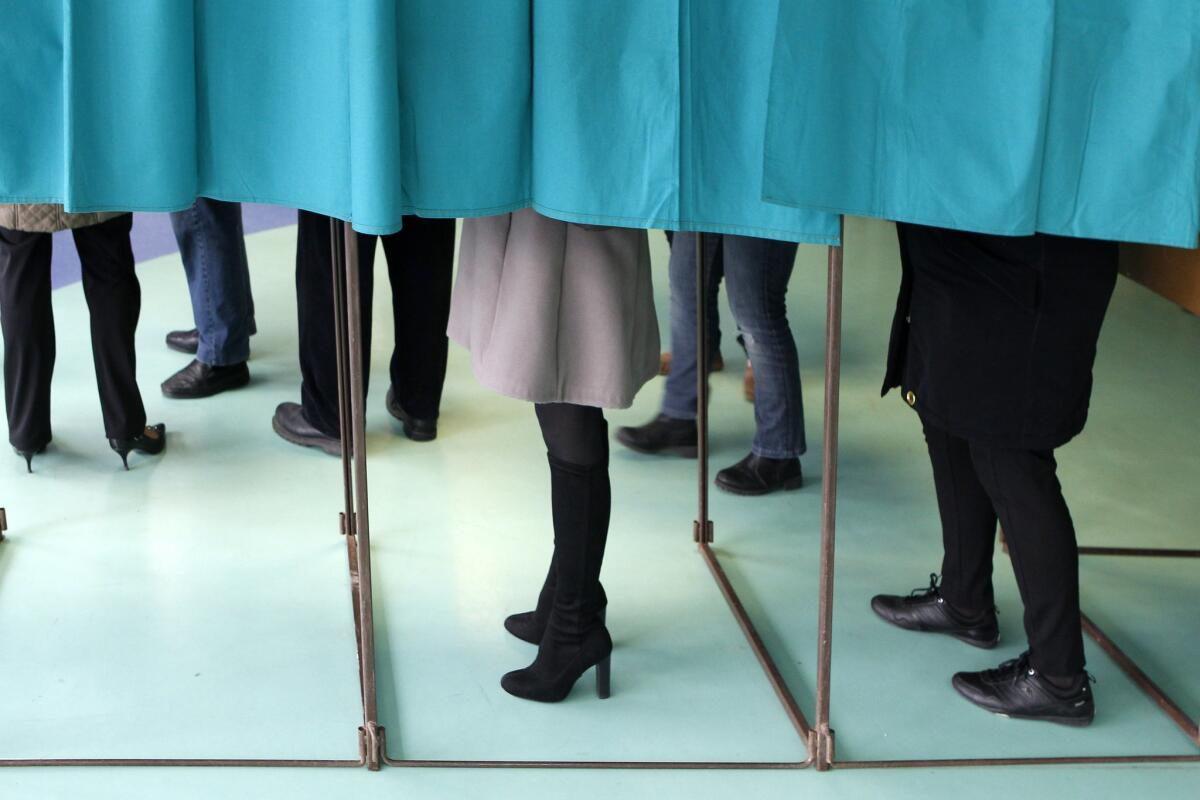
[271,402,342,457]
[166,328,200,355]
[615,414,698,458]
[109,423,167,470]
[385,387,437,442]
[161,359,250,399]
[871,574,999,648]
[953,653,1094,727]
[714,452,803,496]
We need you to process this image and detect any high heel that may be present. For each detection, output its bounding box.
[13,442,48,474]
[109,423,167,470]
[595,653,611,700]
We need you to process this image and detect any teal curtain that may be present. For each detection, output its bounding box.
[0,0,838,242]
[764,0,1200,248]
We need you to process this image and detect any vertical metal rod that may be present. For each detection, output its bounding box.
[0,507,7,542]
[694,232,712,544]
[341,223,382,769]
[814,218,845,770]
[330,220,355,527]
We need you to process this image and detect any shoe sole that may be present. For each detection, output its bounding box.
[614,434,697,459]
[166,341,199,356]
[161,372,250,400]
[870,604,1000,649]
[713,474,804,497]
[271,415,343,457]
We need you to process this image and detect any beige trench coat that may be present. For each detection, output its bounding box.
[0,204,125,233]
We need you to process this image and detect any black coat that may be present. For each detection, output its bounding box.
[883,223,1119,451]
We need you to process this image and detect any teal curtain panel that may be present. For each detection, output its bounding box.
[0,0,838,243]
[764,0,1200,248]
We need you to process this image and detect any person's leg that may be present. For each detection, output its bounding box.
[380,215,455,422]
[661,233,722,420]
[923,421,999,615]
[72,215,147,440]
[0,227,55,453]
[721,235,803,459]
[295,211,377,437]
[969,442,1085,679]
[169,198,254,366]
[869,417,1001,647]
[502,403,613,701]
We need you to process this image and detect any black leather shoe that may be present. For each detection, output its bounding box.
[271,402,342,457]
[615,414,697,458]
[714,453,803,496]
[953,653,1094,727]
[871,574,1000,648]
[109,424,167,470]
[385,387,437,442]
[166,328,200,355]
[161,359,250,399]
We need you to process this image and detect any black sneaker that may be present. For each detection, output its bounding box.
[161,359,250,399]
[871,574,1000,648]
[615,414,697,458]
[953,653,1095,727]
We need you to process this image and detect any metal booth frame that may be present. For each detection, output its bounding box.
[0,218,1196,773]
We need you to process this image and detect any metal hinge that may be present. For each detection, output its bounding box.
[0,507,7,542]
[693,520,714,544]
[359,723,384,771]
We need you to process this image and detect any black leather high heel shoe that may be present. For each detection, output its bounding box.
[109,423,167,470]
[13,442,49,473]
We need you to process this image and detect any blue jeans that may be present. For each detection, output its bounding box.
[169,198,256,366]
[661,233,806,459]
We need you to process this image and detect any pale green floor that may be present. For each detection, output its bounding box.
[0,218,1196,798]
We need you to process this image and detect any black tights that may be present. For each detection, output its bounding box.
[535,403,607,467]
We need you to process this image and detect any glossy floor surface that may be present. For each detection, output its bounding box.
[0,217,1196,798]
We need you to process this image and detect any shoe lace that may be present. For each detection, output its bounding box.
[908,573,941,600]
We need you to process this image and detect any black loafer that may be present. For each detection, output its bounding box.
[161,359,250,399]
[385,387,437,442]
[714,452,803,496]
[953,653,1094,727]
[272,402,342,457]
[871,574,999,648]
[615,414,698,458]
[166,328,200,355]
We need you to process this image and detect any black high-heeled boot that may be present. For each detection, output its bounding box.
[504,553,608,645]
[502,448,613,702]
[109,423,167,470]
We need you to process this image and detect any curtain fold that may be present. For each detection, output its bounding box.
[763,0,1200,248]
[0,0,838,241]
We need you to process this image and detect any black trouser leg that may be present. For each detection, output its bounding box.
[296,210,378,437]
[969,442,1085,677]
[535,403,611,640]
[0,226,55,450]
[72,215,146,440]
[381,216,455,420]
[921,418,998,615]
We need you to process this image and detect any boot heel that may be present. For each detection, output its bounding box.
[595,655,611,699]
